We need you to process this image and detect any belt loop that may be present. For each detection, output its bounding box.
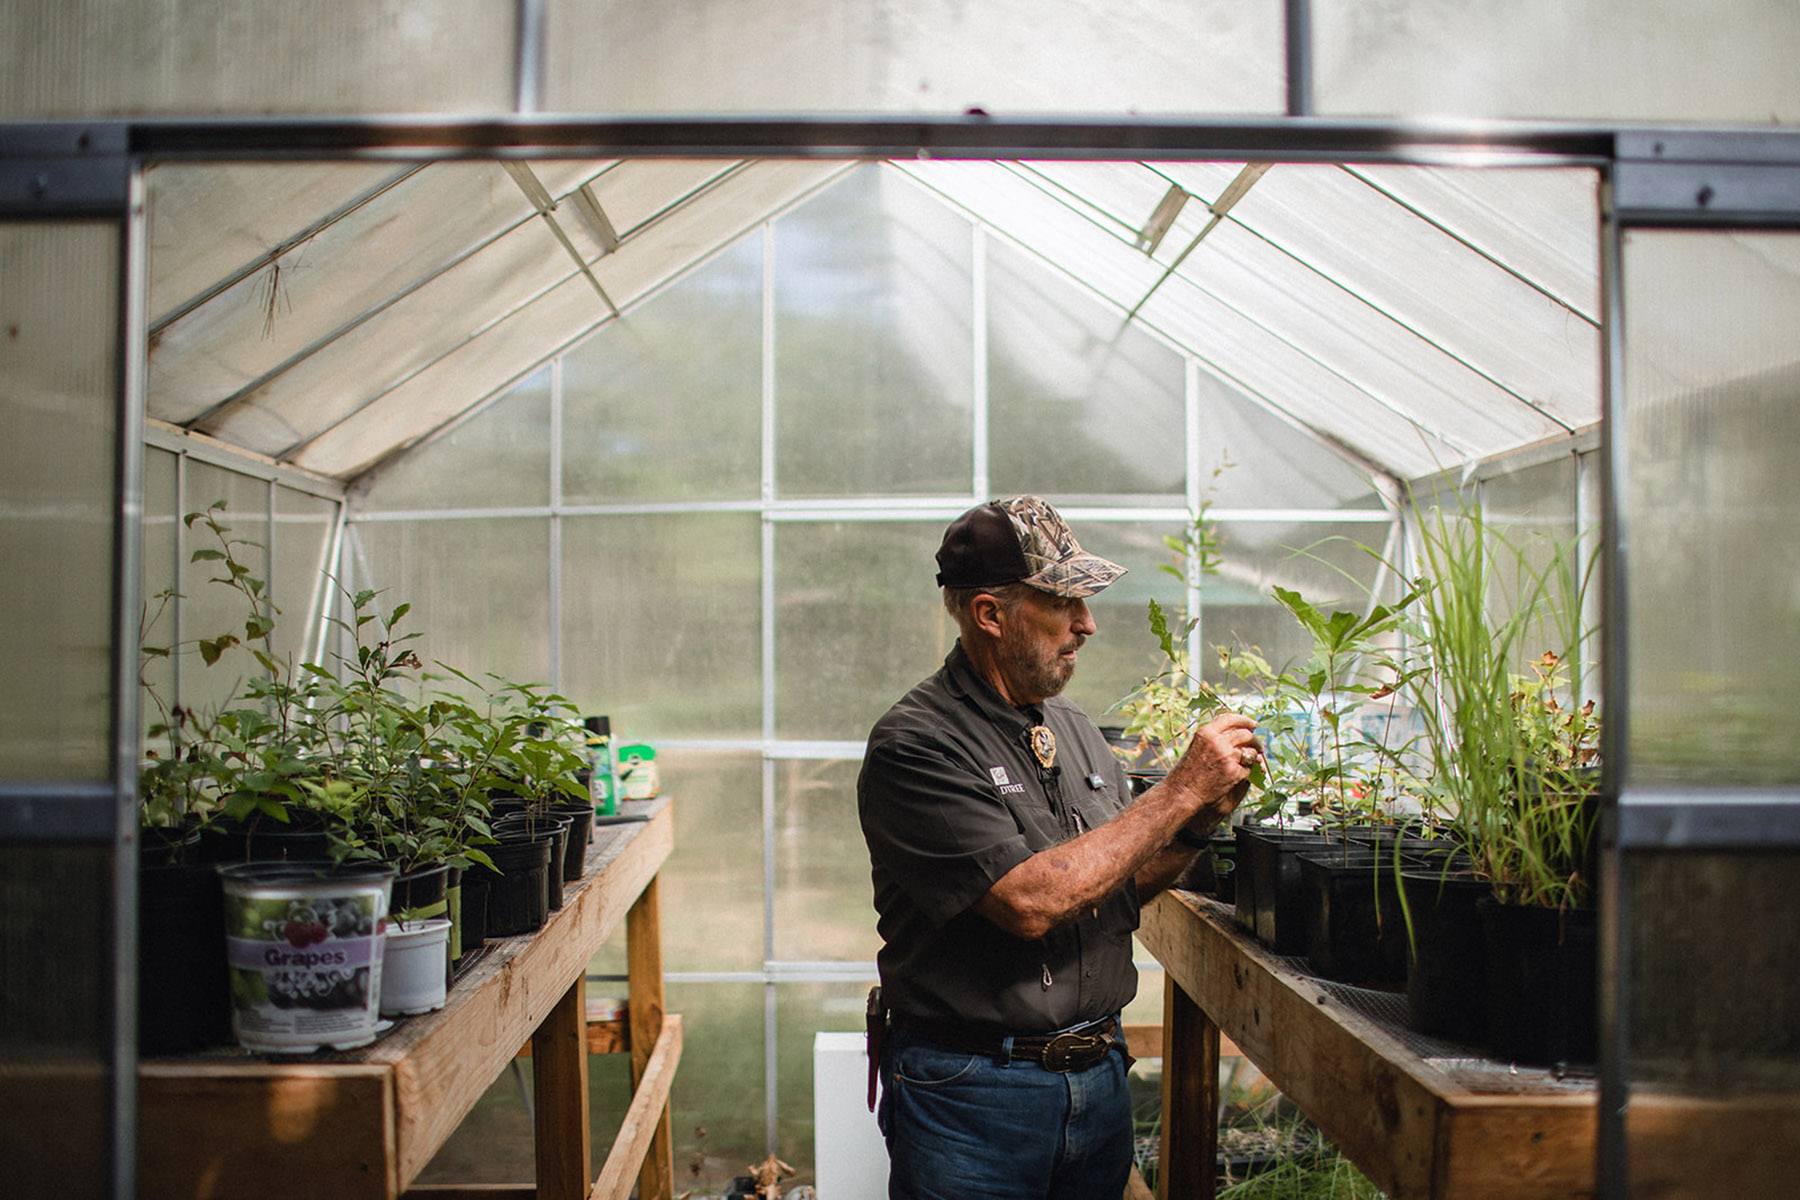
[998,1034,1014,1068]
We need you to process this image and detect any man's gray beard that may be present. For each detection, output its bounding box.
[998,627,1075,701]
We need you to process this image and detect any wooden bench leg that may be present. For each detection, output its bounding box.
[1160,974,1220,1200]
[533,975,592,1200]
[627,876,674,1200]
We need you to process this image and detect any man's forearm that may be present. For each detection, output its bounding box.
[976,779,1216,939]
[1134,842,1200,901]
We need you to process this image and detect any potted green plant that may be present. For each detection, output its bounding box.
[1398,502,1601,1062]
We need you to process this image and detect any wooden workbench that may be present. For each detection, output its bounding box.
[140,798,680,1200]
[1139,889,1597,1199]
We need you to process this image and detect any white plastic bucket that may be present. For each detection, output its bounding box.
[217,861,396,1053]
[379,917,452,1017]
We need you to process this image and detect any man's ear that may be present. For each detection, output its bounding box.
[968,593,1007,640]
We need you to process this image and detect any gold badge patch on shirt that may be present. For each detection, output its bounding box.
[1028,725,1057,770]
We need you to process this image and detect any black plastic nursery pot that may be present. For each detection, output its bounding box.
[495,813,572,909]
[472,832,554,936]
[195,814,334,864]
[1237,826,1338,954]
[138,847,233,1055]
[391,862,450,923]
[1400,869,1490,1044]
[458,866,490,954]
[1477,897,1597,1066]
[444,865,465,964]
[1183,832,1238,901]
[549,801,595,881]
[1296,849,1421,984]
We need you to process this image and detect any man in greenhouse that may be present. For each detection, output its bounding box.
[859,495,1260,1200]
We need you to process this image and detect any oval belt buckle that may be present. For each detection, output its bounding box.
[1043,1030,1096,1072]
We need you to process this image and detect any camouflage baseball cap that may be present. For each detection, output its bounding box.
[935,495,1128,598]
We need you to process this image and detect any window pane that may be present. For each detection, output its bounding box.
[1483,456,1583,677]
[0,223,116,780]
[561,514,761,739]
[1199,520,1395,686]
[270,486,336,669]
[987,242,1185,503]
[667,981,768,1194]
[775,168,973,498]
[357,369,550,511]
[348,518,550,694]
[775,980,880,1186]
[1192,369,1381,511]
[657,750,763,973]
[180,461,270,721]
[775,521,957,741]
[1621,231,1800,785]
[775,759,879,963]
[563,236,762,504]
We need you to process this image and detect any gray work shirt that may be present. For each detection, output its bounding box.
[857,641,1140,1034]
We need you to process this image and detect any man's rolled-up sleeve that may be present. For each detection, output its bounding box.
[859,734,1033,928]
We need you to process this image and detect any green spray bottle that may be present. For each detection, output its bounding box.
[583,715,618,816]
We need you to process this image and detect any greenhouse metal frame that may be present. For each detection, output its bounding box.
[5,64,1800,1199]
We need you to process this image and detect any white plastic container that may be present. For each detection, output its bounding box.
[379,917,453,1016]
[217,861,396,1053]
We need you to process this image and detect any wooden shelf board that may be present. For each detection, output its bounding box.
[1138,889,1596,1200]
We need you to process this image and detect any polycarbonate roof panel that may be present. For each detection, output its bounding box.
[146,162,410,326]
[1347,165,1601,321]
[1176,219,1567,453]
[212,158,738,457]
[1136,274,1458,477]
[294,159,854,478]
[149,162,570,424]
[1206,164,1599,430]
[1313,0,1800,124]
[546,0,1287,115]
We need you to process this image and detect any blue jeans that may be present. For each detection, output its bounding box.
[879,1027,1134,1200]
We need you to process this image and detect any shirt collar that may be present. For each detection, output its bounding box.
[943,640,1045,737]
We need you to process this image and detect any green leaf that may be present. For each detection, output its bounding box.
[245,615,274,641]
[386,602,411,630]
[189,548,226,562]
[142,644,170,658]
[352,588,378,610]
[1147,597,1176,663]
[198,635,239,666]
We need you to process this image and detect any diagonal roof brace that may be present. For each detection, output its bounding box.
[1135,182,1189,255]
[571,183,621,255]
[1127,162,1271,320]
[502,161,619,317]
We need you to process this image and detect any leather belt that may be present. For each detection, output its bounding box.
[893,1014,1121,1073]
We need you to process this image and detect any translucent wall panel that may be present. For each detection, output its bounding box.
[546,0,1285,115]
[0,844,115,1199]
[561,514,762,740]
[1314,1,1800,123]
[562,236,762,504]
[0,223,117,779]
[775,980,879,1182]
[775,168,974,498]
[1622,850,1800,1196]
[358,369,551,511]
[774,759,880,963]
[648,751,763,973]
[271,486,336,669]
[349,518,551,695]
[0,0,515,117]
[414,1052,633,1186]
[1621,231,1800,785]
[1198,520,1394,686]
[987,242,1187,503]
[1060,522,1190,725]
[179,461,269,719]
[1483,455,1583,676]
[775,521,956,740]
[666,982,768,1194]
[141,447,179,745]
[1191,370,1381,512]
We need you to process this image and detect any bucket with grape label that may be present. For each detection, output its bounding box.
[217,861,397,1053]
